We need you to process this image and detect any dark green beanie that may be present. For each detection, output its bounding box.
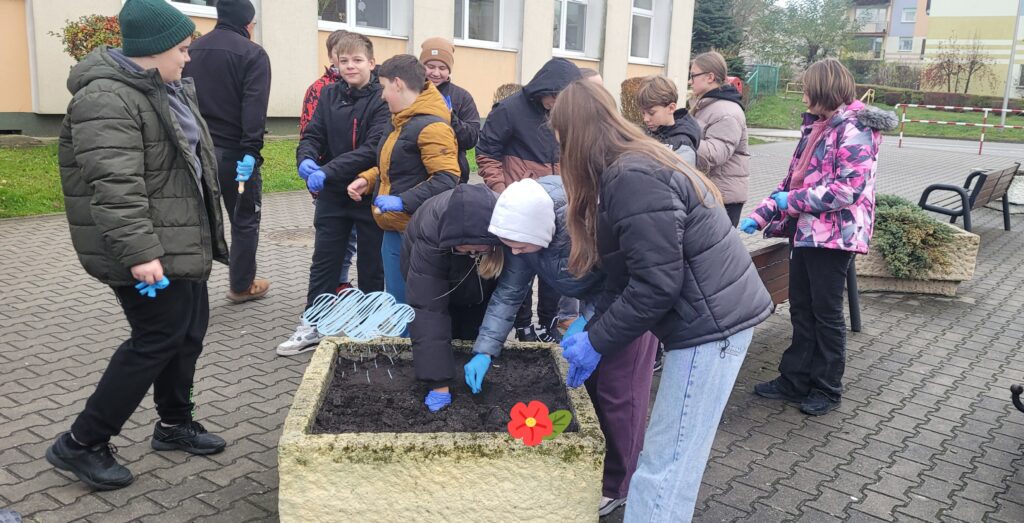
[119,0,197,57]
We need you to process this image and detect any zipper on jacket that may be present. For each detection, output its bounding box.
[352,118,358,150]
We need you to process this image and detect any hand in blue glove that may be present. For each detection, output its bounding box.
[425,390,452,412]
[738,217,758,234]
[306,170,326,193]
[235,154,256,182]
[298,158,320,181]
[464,353,491,394]
[772,191,790,211]
[374,195,404,213]
[134,277,170,298]
[561,332,602,388]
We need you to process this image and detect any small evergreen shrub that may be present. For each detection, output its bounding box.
[873,195,955,279]
[492,83,523,106]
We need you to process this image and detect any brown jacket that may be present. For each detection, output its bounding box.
[358,82,460,231]
[692,88,751,205]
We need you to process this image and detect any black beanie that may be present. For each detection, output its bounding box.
[216,0,256,27]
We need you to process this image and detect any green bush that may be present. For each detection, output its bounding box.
[873,195,955,279]
[51,15,203,62]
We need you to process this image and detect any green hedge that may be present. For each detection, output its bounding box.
[856,84,1024,111]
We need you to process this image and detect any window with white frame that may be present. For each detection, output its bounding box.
[855,7,886,33]
[319,0,389,31]
[455,0,501,43]
[898,37,913,52]
[630,0,654,60]
[1018,64,1024,88]
[167,0,217,17]
[553,0,587,53]
[901,8,916,23]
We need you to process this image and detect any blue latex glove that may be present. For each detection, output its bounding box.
[374,195,404,213]
[738,218,758,234]
[561,332,602,388]
[772,191,790,211]
[306,170,326,193]
[464,353,491,394]
[134,277,170,298]
[563,316,587,338]
[298,158,319,181]
[425,390,452,412]
[235,154,256,182]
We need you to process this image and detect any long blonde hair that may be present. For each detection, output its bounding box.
[476,248,504,280]
[549,81,722,277]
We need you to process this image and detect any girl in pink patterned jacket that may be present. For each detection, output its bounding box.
[739,59,897,416]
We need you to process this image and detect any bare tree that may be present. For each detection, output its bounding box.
[922,33,998,94]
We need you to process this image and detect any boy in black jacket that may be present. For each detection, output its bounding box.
[182,0,271,304]
[277,33,391,356]
[637,76,702,165]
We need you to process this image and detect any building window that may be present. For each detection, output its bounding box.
[855,7,887,33]
[630,0,654,60]
[872,37,883,59]
[1018,64,1024,88]
[899,37,913,52]
[901,8,916,23]
[166,0,217,17]
[318,0,389,30]
[553,0,587,53]
[455,0,501,43]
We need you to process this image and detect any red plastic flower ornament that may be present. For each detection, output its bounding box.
[507,401,554,446]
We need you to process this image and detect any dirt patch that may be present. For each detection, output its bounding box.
[312,348,578,434]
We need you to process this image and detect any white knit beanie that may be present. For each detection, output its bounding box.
[488,178,556,248]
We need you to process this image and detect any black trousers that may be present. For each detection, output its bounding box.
[513,277,560,329]
[724,202,744,227]
[418,300,490,389]
[71,281,209,445]
[777,247,855,402]
[306,196,384,309]
[215,147,262,294]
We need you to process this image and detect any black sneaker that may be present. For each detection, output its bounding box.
[151,421,226,455]
[753,379,806,403]
[46,432,134,491]
[536,323,560,344]
[800,390,841,416]
[516,325,539,342]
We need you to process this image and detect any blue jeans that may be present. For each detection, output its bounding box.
[624,328,753,523]
[381,231,405,305]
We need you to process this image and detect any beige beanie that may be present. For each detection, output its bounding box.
[420,37,455,70]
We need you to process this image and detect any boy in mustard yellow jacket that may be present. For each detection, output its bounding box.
[347,54,460,305]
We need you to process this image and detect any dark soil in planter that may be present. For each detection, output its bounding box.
[312,348,579,434]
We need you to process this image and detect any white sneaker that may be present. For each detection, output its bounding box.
[598,496,626,517]
[276,324,324,356]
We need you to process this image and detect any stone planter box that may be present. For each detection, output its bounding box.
[856,222,980,296]
[278,337,605,522]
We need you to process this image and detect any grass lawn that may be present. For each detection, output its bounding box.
[746,92,1024,143]
[0,139,481,219]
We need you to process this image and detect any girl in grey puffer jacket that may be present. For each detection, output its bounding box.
[466,176,659,514]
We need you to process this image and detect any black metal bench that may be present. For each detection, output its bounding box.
[918,163,1020,232]
[751,243,861,332]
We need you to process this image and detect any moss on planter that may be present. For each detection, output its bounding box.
[279,337,605,522]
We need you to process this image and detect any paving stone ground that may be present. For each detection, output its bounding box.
[1,140,1022,522]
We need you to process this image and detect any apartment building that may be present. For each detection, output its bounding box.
[0,0,697,136]
[849,0,928,62]
[924,0,1024,97]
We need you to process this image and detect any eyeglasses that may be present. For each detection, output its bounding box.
[451,246,495,258]
[688,71,711,80]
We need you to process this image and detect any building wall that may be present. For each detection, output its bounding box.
[889,0,918,37]
[925,0,1024,97]
[5,0,697,135]
[0,0,33,113]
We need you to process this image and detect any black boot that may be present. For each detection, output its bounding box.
[515,325,539,342]
[151,421,226,455]
[46,432,134,491]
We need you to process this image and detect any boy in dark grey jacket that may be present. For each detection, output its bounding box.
[47,0,230,491]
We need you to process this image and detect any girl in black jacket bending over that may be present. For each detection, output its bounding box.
[550,81,773,522]
[402,184,503,412]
